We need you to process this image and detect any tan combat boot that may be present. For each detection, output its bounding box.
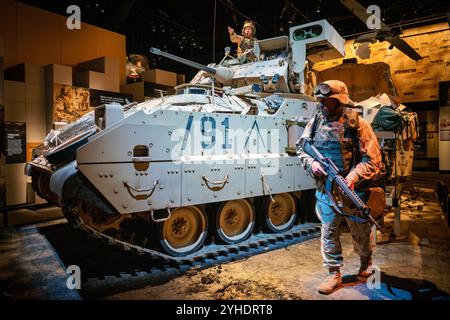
[357,256,373,279]
[317,268,342,295]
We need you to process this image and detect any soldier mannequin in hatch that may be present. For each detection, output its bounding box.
[297,80,383,295]
[228,20,257,60]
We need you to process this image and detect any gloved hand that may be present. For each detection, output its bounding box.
[311,161,327,176]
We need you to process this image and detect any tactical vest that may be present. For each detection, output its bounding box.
[310,108,360,176]
[238,37,256,57]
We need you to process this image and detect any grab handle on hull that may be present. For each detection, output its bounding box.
[124,179,159,198]
[202,174,229,191]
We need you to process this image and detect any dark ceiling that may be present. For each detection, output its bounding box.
[19,0,449,78]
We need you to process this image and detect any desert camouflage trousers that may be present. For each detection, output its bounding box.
[315,191,373,268]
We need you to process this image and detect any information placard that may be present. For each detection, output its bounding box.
[5,122,26,163]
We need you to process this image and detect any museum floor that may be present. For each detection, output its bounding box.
[1,173,449,300]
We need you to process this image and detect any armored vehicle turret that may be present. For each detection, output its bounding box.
[25,20,345,257]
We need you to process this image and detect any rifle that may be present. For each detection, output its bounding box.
[302,139,384,233]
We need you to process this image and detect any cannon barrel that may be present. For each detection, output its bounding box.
[150,47,216,74]
[150,47,234,84]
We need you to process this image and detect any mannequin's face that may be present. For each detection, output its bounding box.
[318,97,341,115]
[243,26,253,38]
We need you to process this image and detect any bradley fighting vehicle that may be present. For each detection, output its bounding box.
[25,20,345,257]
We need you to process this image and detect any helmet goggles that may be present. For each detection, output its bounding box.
[314,80,350,105]
[314,83,334,97]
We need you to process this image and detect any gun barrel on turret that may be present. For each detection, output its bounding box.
[150,47,234,84]
[150,47,216,74]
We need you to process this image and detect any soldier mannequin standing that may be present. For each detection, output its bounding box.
[297,80,383,294]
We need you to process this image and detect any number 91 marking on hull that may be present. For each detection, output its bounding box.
[182,115,232,151]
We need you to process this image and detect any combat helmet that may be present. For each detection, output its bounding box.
[314,80,350,105]
[241,20,256,37]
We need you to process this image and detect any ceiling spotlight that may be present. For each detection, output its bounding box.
[388,44,394,50]
[316,0,322,13]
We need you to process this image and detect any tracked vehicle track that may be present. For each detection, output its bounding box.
[77,216,320,264]
[77,220,320,297]
[27,202,320,298]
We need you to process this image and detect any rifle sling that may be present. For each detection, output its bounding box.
[325,189,369,223]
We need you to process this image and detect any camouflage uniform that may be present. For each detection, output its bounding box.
[229,35,257,58]
[229,21,257,59]
[297,80,382,269]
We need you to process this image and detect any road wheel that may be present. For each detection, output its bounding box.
[258,193,297,233]
[157,206,207,256]
[213,199,255,244]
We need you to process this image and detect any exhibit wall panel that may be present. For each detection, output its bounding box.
[439,106,450,171]
[60,23,99,67]
[0,0,126,85]
[0,0,18,70]
[314,22,450,103]
[16,3,63,66]
[0,41,5,208]
[94,29,125,77]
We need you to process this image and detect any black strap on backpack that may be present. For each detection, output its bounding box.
[343,110,361,168]
[309,113,321,140]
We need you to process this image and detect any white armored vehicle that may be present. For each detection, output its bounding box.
[25,20,345,257]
